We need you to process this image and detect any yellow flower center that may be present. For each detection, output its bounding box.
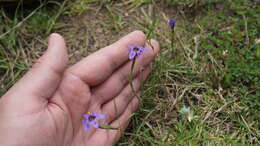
[86,112,96,121]
[133,47,139,52]
[88,115,96,121]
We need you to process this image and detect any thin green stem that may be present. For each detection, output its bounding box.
[112,97,124,132]
[99,124,119,130]
[129,57,140,100]
[171,29,175,55]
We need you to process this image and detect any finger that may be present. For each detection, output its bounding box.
[3,33,68,101]
[93,40,159,104]
[101,66,151,123]
[68,30,146,86]
[90,97,139,146]
[109,97,139,144]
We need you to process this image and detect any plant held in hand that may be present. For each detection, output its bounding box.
[128,44,147,99]
[83,112,118,131]
[128,45,146,60]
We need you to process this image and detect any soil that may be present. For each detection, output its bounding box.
[57,2,179,65]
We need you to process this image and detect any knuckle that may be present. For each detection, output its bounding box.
[32,56,45,69]
[151,39,159,50]
[128,97,139,113]
[104,109,116,123]
[121,89,132,100]
[133,30,146,39]
[133,77,141,91]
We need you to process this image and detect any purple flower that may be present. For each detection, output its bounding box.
[83,112,106,131]
[168,18,176,29]
[128,45,146,60]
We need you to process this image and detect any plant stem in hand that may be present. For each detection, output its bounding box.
[129,57,140,99]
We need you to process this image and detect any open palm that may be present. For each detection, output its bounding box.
[0,31,159,146]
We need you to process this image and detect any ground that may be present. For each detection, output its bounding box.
[0,0,260,145]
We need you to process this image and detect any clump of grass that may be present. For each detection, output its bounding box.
[0,1,67,96]
[166,0,223,7]
[66,0,99,16]
[103,5,127,32]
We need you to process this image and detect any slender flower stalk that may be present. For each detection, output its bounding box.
[114,44,146,134]
[168,18,176,54]
[128,45,147,99]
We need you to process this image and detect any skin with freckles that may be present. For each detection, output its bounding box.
[0,31,160,146]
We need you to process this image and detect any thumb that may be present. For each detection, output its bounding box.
[3,33,68,101]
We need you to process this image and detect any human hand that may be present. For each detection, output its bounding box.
[0,31,159,146]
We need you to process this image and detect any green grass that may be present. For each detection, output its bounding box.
[0,0,259,145]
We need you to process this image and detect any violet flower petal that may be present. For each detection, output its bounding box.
[137,54,143,59]
[168,18,176,29]
[128,44,148,60]
[93,113,107,119]
[83,114,90,119]
[129,50,136,60]
[91,120,99,128]
[83,119,90,131]
[139,47,145,52]
[128,44,136,49]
